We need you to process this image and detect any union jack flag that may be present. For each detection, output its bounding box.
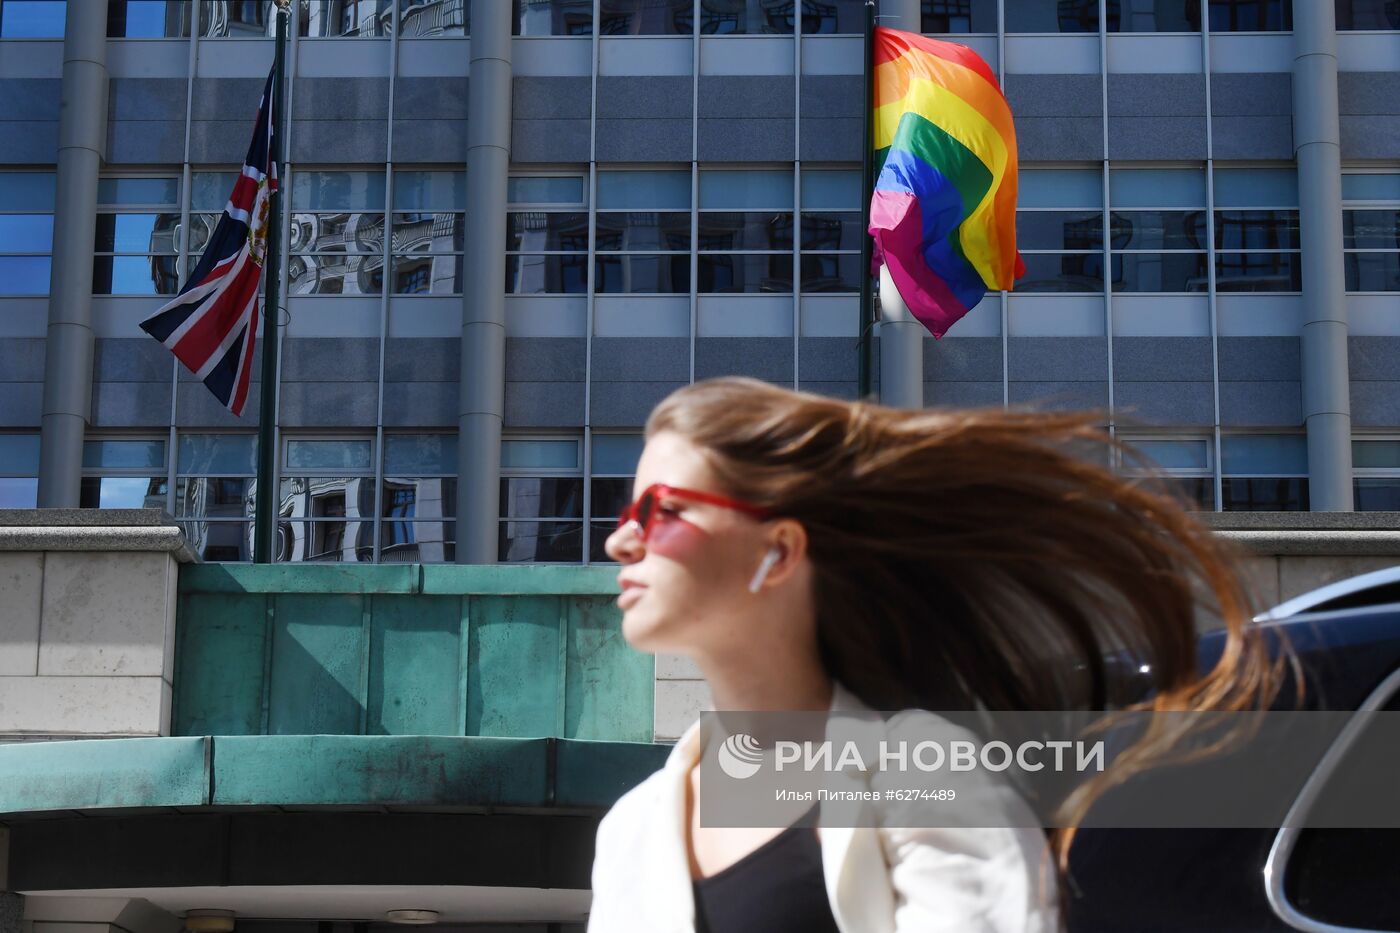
[140,67,278,417]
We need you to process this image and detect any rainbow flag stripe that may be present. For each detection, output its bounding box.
[869,27,1023,338]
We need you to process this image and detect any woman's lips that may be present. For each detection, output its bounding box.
[618,585,646,609]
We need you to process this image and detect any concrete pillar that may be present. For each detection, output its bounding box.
[874,0,925,409]
[878,266,925,409]
[1292,0,1353,511]
[37,0,109,508]
[456,0,512,562]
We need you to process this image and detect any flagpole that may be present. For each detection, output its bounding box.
[857,0,876,400]
[254,0,289,564]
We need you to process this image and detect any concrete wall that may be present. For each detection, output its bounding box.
[0,511,191,741]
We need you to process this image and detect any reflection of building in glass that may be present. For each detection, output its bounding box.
[381,477,453,562]
[399,0,466,36]
[201,0,272,36]
[279,476,375,561]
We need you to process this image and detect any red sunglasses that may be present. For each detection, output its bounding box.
[616,483,774,541]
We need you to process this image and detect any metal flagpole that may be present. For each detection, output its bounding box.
[254,0,290,564]
[857,0,876,400]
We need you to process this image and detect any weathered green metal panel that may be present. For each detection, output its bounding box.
[466,596,562,737]
[422,564,618,595]
[268,594,366,735]
[554,738,671,807]
[211,735,551,807]
[182,563,421,594]
[368,595,462,735]
[174,592,268,735]
[565,596,654,742]
[0,737,209,814]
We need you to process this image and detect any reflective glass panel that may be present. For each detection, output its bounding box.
[394,171,466,210]
[1355,480,1400,511]
[1341,174,1400,202]
[1220,478,1308,510]
[1013,253,1105,292]
[299,0,391,36]
[1106,0,1200,31]
[108,2,191,40]
[399,0,466,36]
[1004,0,1098,32]
[279,476,376,514]
[392,254,462,294]
[83,438,167,470]
[289,253,384,295]
[1343,210,1400,249]
[381,477,455,518]
[801,170,860,209]
[507,212,589,251]
[1353,440,1400,469]
[1109,169,1207,209]
[1017,212,1104,251]
[590,477,633,518]
[0,0,66,37]
[697,253,793,293]
[699,170,793,210]
[1207,0,1291,30]
[1019,170,1103,209]
[0,172,56,211]
[505,253,588,293]
[922,0,998,32]
[498,520,584,561]
[697,212,794,251]
[800,212,862,250]
[291,171,387,211]
[1221,434,1307,474]
[1335,0,1400,28]
[386,434,457,473]
[597,171,691,210]
[201,0,274,36]
[801,0,871,33]
[278,519,375,562]
[591,521,618,561]
[514,0,593,35]
[507,176,585,205]
[182,520,253,562]
[591,434,644,474]
[391,212,463,253]
[1214,252,1301,291]
[380,520,454,562]
[0,434,40,473]
[0,477,38,508]
[699,0,795,34]
[594,253,691,293]
[600,0,693,35]
[1213,210,1301,250]
[286,439,373,471]
[1213,168,1298,208]
[97,177,179,207]
[499,477,585,518]
[1110,211,1206,251]
[80,476,168,509]
[178,435,258,474]
[0,256,51,295]
[95,213,180,253]
[801,253,861,292]
[0,214,54,245]
[175,476,255,519]
[192,172,240,211]
[93,255,180,294]
[501,439,578,469]
[596,212,691,251]
[1112,252,1209,292]
[1124,438,1210,471]
[1345,252,1400,291]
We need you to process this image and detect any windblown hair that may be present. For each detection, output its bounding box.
[645,376,1292,868]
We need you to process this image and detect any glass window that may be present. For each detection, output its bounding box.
[1342,176,1399,293]
[597,170,692,295]
[1221,434,1308,511]
[1109,169,1207,293]
[0,171,54,297]
[1213,168,1298,208]
[799,0,871,33]
[1213,167,1301,293]
[700,0,795,34]
[201,0,275,37]
[80,438,169,510]
[600,0,693,35]
[93,175,180,296]
[1335,0,1400,28]
[700,169,793,210]
[1343,174,1400,202]
[1208,0,1292,30]
[176,434,256,562]
[107,0,192,36]
[700,169,793,294]
[506,174,588,295]
[288,171,386,296]
[514,0,592,35]
[590,432,644,562]
[381,433,455,563]
[399,0,466,36]
[1017,169,1103,293]
[392,170,464,295]
[0,0,66,37]
[299,0,391,36]
[1353,439,1400,512]
[801,168,860,294]
[1107,0,1200,31]
[0,434,39,509]
[1119,436,1214,509]
[1005,0,1098,32]
[500,435,583,562]
[280,437,375,563]
[922,0,998,33]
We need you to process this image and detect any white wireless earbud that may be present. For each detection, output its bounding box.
[748,547,782,593]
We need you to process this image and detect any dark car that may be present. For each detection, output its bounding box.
[1065,568,1400,933]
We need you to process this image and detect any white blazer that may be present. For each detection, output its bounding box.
[586,679,1061,933]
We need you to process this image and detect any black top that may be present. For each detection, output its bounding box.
[691,804,841,933]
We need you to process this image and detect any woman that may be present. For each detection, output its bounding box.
[586,376,1286,933]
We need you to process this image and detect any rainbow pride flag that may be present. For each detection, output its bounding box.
[869,27,1022,338]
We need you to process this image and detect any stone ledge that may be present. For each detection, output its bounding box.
[0,508,173,527]
[0,525,197,562]
[1200,511,1400,531]
[1216,530,1400,556]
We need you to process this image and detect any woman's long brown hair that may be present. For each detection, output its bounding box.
[645,376,1293,871]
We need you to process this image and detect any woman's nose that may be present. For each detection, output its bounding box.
[604,522,645,563]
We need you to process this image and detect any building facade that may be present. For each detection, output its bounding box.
[0,0,1398,567]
